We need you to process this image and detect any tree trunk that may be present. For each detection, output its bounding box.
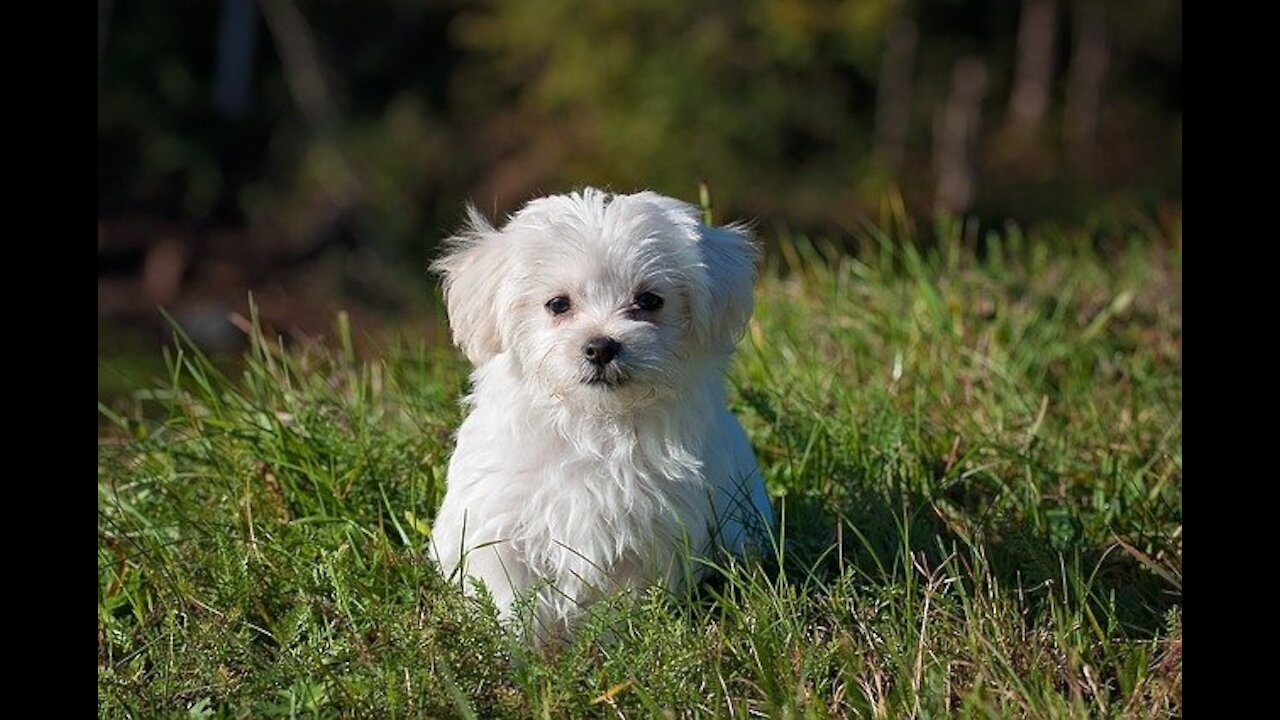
[1064,0,1108,166]
[1007,0,1059,133]
[934,57,988,215]
[257,0,339,136]
[214,0,261,120]
[873,17,918,176]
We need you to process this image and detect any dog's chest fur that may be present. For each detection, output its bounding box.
[440,355,721,619]
[514,414,711,580]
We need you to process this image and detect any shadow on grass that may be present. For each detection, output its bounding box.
[732,482,1180,640]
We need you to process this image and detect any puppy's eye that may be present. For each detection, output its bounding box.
[546,296,572,315]
[635,292,664,312]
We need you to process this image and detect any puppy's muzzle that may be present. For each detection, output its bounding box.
[583,336,621,367]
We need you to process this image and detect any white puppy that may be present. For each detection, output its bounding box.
[428,188,773,641]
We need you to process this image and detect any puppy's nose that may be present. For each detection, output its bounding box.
[583,336,621,366]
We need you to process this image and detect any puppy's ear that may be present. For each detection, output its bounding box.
[431,206,513,365]
[691,221,758,354]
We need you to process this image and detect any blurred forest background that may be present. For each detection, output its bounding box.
[98,0,1181,368]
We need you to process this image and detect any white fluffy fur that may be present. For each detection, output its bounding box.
[428,188,773,641]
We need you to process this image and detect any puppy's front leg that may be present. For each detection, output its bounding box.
[430,518,529,623]
[457,542,528,622]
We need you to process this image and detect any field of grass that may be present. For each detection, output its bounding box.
[98,214,1182,717]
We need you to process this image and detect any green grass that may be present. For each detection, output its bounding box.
[98,217,1182,718]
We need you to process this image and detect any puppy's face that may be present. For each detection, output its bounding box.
[509,212,695,404]
[434,189,756,411]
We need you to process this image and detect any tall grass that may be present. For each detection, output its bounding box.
[99,217,1182,717]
